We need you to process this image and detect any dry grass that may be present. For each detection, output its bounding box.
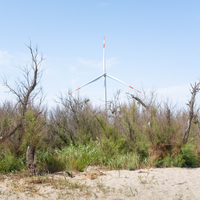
[0,167,114,199]
[0,171,91,199]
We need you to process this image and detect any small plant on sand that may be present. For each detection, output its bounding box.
[138,169,157,187]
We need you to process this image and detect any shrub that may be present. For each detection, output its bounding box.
[153,143,198,168]
[0,150,25,173]
[37,151,66,173]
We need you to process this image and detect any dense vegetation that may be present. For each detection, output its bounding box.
[0,90,199,174]
[0,45,200,174]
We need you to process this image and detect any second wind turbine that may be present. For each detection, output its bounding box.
[70,37,141,109]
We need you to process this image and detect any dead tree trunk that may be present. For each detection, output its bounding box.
[128,94,151,126]
[183,82,200,144]
[26,146,38,176]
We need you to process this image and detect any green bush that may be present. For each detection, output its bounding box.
[57,141,103,171]
[37,151,66,173]
[177,143,198,168]
[0,150,25,173]
[154,143,198,168]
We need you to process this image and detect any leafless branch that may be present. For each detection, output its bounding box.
[0,43,44,143]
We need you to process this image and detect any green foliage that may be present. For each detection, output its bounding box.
[101,132,128,157]
[25,111,44,146]
[154,143,198,168]
[175,143,198,168]
[1,116,11,131]
[56,139,144,171]
[37,151,66,173]
[0,93,200,175]
[0,150,25,173]
[19,111,43,153]
[58,141,103,171]
[95,116,106,132]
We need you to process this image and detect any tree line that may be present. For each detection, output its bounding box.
[0,44,199,175]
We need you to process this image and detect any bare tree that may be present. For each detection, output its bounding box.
[0,43,44,175]
[107,90,122,115]
[183,82,200,144]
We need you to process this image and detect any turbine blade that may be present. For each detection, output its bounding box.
[69,74,104,95]
[106,74,141,93]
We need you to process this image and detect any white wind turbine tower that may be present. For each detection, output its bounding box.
[70,37,141,109]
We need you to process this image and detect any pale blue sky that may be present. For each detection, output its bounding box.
[0,0,200,108]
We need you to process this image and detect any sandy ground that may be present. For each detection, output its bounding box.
[0,167,200,199]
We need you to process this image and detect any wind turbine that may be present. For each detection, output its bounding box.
[70,37,141,109]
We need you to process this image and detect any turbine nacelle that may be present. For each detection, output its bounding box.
[70,37,141,108]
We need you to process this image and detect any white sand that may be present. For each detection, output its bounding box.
[98,168,200,200]
[0,167,200,199]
